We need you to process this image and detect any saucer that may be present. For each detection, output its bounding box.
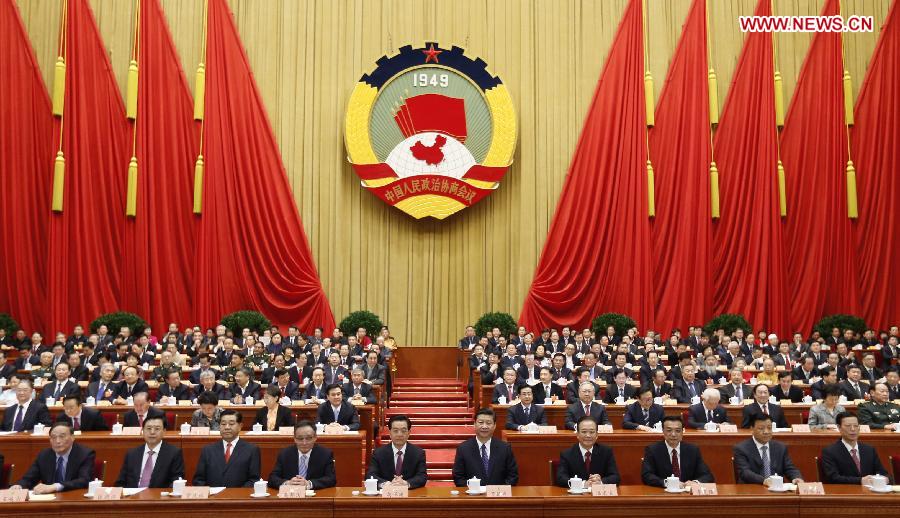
[767,485,795,493]
[864,485,893,493]
[465,487,487,495]
[567,488,588,495]
[664,487,690,493]
[250,492,270,498]
[361,490,381,496]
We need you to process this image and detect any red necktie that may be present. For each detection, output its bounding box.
[762,404,769,415]
[584,451,591,474]
[73,417,80,431]
[138,414,144,427]
[395,450,403,476]
[671,449,681,478]
[225,442,232,463]
[851,448,861,473]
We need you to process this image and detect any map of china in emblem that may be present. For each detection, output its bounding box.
[344,42,517,219]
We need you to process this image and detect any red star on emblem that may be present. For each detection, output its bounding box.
[422,44,443,64]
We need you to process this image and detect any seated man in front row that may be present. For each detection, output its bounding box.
[192,409,261,487]
[641,416,714,489]
[565,381,610,430]
[115,415,185,488]
[820,411,891,484]
[268,420,337,490]
[366,415,428,489]
[452,408,519,487]
[316,384,361,431]
[12,422,95,493]
[555,416,620,487]
[622,386,665,431]
[733,414,803,485]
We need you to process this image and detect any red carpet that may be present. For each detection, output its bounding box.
[386,378,472,484]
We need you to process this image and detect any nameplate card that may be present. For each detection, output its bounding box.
[0,489,28,502]
[121,427,142,436]
[485,485,512,498]
[662,399,678,406]
[95,487,123,500]
[181,486,211,499]
[798,482,825,495]
[591,484,618,496]
[780,400,793,406]
[381,485,409,498]
[178,400,192,406]
[791,424,811,433]
[538,426,558,434]
[350,399,364,406]
[597,425,614,434]
[277,485,306,498]
[278,427,294,436]
[859,425,871,433]
[97,400,112,406]
[691,483,718,496]
[718,424,738,433]
[189,427,210,436]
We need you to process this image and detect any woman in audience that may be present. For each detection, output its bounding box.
[534,344,550,367]
[808,384,845,430]
[190,391,223,430]
[253,384,296,431]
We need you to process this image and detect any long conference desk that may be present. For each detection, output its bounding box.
[504,429,900,486]
[0,431,365,487]
[0,403,376,465]
[2,485,899,517]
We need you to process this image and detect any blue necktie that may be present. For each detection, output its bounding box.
[298,454,308,478]
[97,383,105,400]
[480,443,489,476]
[55,456,65,483]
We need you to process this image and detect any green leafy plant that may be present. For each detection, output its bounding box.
[91,311,148,335]
[703,313,751,336]
[474,312,517,339]
[591,313,637,337]
[339,310,384,339]
[0,313,20,334]
[220,310,272,334]
[814,314,867,338]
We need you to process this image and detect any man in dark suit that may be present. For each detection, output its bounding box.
[719,368,752,402]
[270,369,301,401]
[317,384,360,431]
[452,408,518,486]
[641,416,714,488]
[770,372,804,403]
[556,416,620,487]
[123,392,169,429]
[566,369,601,404]
[860,353,882,385]
[268,420,336,490]
[622,386,666,431]
[648,369,672,400]
[821,412,890,484]
[193,369,230,401]
[733,414,803,485]
[505,386,547,431]
[602,369,637,404]
[37,363,81,404]
[565,381,610,430]
[741,384,789,428]
[839,365,870,401]
[0,350,15,379]
[686,389,731,429]
[366,415,427,489]
[342,369,376,404]
[458,326,478,350]
[11,422,95,493]
[188,354,219,384]
[56,395,108,431]
[157,371,193,402]
[361,351,386,385]
[304,367,329,403]
[1,378,53,432]
[229,368,261,404]
[87,363,118,402]
[113,366,149,404]
[811,367,840,400]
[492,368,524,404]
[193,409,261,487]
[532,367,564,404]
[791,356,819,384]
[114,415,185,487]
[670,365,706,404]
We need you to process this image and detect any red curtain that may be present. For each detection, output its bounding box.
[854,0,900,330]
[192,0,335,332]
[711,0,788,337]
[519,0,654,332]
[781,0,860,335]
[47,0,130,334]
[120,0,198,333]
[649,0,712,336]
[0,0,52,332]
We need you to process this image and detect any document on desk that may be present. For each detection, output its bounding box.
[210,487,226,495]
[122,488,147,496]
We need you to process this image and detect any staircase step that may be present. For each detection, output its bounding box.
[392,391,467,399]
[426,468,454,480]
[425,480,456,487]
[424,448,456,466]
[386,407,472,416]
[394,378,461,385]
